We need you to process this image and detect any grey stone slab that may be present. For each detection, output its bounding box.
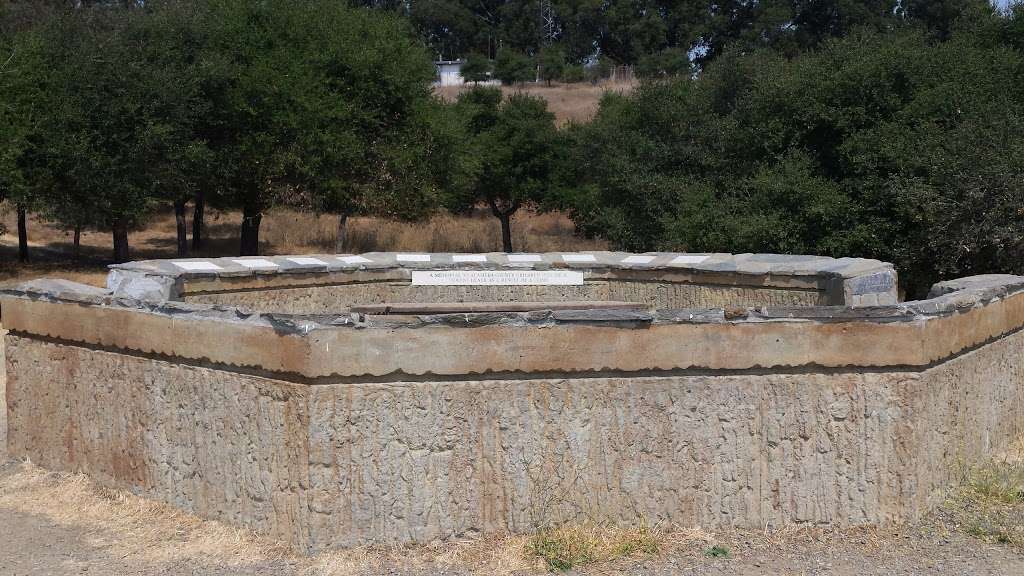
[107,270,178,301]
[276,256,331,274]
[848,271,897,296]
[551,309,655,323]
[927,274,1024,298]
[655,308,726,323]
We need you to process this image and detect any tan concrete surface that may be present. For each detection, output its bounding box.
[3,289,1023,378]
[184,280,827,313]
[1,323,6,460]
[5,327,1023,550]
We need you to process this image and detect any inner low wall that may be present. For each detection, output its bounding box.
[103,251,900,311]
[0,323,6,461]
[183,279,829,312]
[2,252,1022,552]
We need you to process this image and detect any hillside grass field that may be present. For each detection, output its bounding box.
[0,204,607,286]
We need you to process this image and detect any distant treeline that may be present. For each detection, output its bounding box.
[1,0,1023,297]
[354,0,1016,75]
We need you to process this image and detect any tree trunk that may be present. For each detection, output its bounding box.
[73,225,81,261]
[488,198,519,253]
[174,199,188,257]
[191,190,204,251]
[112,221,130,263]
[498,213,513,253]
[16,204,28,263]
[334,212,349,253]
[239,204,263,256]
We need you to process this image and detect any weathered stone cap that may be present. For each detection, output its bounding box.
[2,274,1023,379]
[107,251,894,279]
[105,251,899,305]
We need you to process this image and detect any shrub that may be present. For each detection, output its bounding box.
[562,64,585,83]
[494,49,534,84]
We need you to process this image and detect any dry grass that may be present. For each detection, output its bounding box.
[0,459,680,575]
[944,438,1024,549]
[0,459,590,575]
[434,80,636,126]
[526,521,664,571]
[0,460,293,568]
[0,202,605,286]
[263,208,606,255]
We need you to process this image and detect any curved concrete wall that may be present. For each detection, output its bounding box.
[1,253,1021,552]
[105,251,899,310]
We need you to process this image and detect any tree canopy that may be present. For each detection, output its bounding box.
[1,0,441,259]
[563,12,1024,296]
[352,0,1008,68]
[444,87,561,252]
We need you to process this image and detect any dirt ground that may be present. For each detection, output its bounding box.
[1,456,1023,576]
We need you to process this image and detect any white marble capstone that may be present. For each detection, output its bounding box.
[337,255,372,265]
[286,257,328,266]
[621,255,656,264]
[396,254,432,262]
[562,254,597,263]
[233,258,279,269]
[507,254,543,262]
[452,254,488,262]
[173,261,223,271]
[671,255,710,265]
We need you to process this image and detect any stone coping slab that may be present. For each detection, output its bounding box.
[2,273,1022,380]
[105,251,898,305]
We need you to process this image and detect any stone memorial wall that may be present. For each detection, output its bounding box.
[1,252,1021,552]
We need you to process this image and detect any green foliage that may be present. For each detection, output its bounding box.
[460,52,491,83]
[635,47,691,78]
[3,2,209,260]
[356,0,1016,72]
[566,23,1024,296]
[445,87,560,250]
[493,48,533,85]
[704,544,731,558]
[529,533,593,571]
[561,64,585,83]
[537,45,565,85]
[945,449,1024,551]
[1,0,439,259]
[0,20,42,216]
[195,0,437,253]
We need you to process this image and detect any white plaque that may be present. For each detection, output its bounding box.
[411,270,585,286]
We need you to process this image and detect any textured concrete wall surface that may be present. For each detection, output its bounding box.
[1,323,6,460]
[184,280,827,313]
[5,328,1023,550]
[1,258,1021,551]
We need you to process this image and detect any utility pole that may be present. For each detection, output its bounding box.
[540,0,556,45]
